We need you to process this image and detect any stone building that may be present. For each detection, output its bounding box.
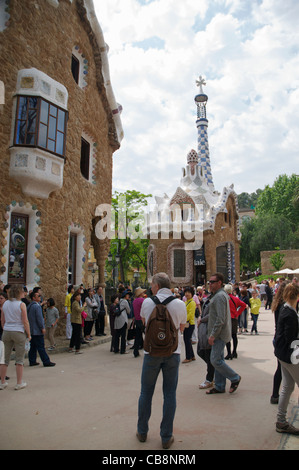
[239,208,255,225]
[146,77,240,286]
[0,0,123,328]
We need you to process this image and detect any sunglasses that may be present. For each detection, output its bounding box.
[209,280,218,284]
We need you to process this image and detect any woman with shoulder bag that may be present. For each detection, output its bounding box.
[109,294,119,352]
[69,290,86,354]
[114,290,131,354]
[182,286,196,363]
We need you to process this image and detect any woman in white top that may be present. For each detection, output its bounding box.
[0,284,31,390]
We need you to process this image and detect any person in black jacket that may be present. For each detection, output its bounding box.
[274,283,299,435]
[270,282,287,404]
[265,281,273,310]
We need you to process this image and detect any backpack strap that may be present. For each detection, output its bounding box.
[151,295,175,306]
[229,294,237,308]
[162,296,176,306]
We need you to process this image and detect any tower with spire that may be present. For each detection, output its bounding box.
[145,75,241,286]
[195,76,214,191]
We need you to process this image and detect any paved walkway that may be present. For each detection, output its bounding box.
[1,307,298,451]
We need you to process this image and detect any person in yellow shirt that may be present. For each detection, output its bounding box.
[182,286,196,363]
[64,285,74,340]
[249,290,261,335]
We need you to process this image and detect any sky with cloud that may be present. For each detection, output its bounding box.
[94,0,299,203]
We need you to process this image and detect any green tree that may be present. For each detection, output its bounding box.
[292,182,299,211]
[108,190,152,283]
[270,248,285,271]
[240,174,299,270]
[238,189,262,209]
[255,174,299,231]
[240,214,298,270]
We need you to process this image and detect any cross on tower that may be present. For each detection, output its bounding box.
[196,75,206,94]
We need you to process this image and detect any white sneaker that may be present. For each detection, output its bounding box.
[14,382,27,390]
[0,381,8,390]
[199,380,213,389]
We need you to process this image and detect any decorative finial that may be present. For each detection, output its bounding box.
[196,75,206,94]
[187,149,199,175]
[187,149,199,165]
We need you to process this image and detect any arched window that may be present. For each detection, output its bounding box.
[1,202,42,289]
[8,213,28,284]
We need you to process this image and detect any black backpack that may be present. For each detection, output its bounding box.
[114,303,122,316]
[144,296,178,357]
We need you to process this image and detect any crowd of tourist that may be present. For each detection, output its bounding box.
[0,274,298,437]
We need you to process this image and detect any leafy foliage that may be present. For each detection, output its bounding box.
[107,190,152,283]
[255,174,299,231]
[239,174,299,270]
[237,189,262,209]
[270,249,285,271]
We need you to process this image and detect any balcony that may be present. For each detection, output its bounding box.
[9,68,68,199]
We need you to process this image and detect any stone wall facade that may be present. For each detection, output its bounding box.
[261,250,299,275]
[0,0,121,334]
[148,194,240,287]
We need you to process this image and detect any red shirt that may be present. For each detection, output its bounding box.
[228,294,247,319]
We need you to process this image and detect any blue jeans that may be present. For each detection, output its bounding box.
[137,353,180,443]
[238,309,248,329]
[210,339,240,392]
[183,324,195,360]
[251,314,259,333]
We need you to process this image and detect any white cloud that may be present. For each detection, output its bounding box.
[94,0,299,199]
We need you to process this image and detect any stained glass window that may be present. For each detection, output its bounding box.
[8,214,28,283]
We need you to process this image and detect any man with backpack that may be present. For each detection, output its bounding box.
[136,272,187,450]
